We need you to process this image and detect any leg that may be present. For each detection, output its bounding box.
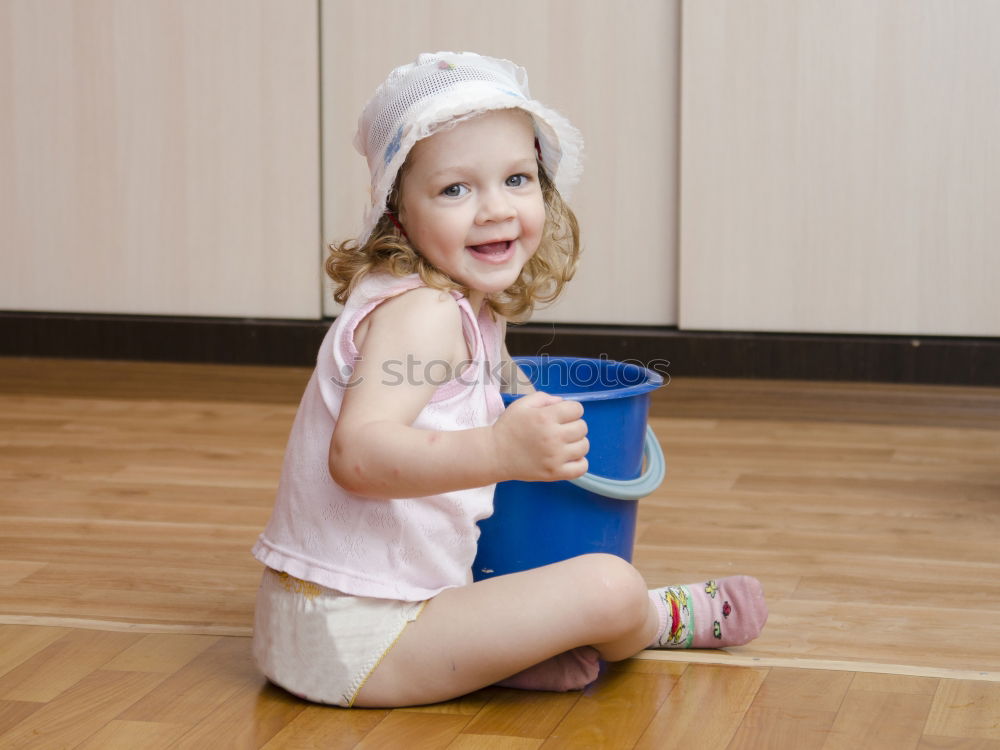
[493,646,602,692]
[648,576,768,649]
[354,554,657,707]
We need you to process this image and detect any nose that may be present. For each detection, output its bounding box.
[475,186,516,224]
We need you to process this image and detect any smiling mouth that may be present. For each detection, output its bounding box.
[467,240,514,259]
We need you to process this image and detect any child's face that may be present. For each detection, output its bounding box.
[398,109,546,309]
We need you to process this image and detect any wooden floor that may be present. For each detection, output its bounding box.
[1,356,999,749]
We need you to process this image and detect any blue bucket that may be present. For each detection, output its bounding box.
[473,357,666,581]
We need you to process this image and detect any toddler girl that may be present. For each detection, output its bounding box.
[251,51,767,708]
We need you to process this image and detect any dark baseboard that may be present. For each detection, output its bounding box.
[505,325,1000,386]
[1,310,997,386]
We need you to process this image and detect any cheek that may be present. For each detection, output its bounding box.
[527,201,547,241]
[420,211,461,242]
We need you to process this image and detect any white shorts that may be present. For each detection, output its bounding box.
[252,568,427,707]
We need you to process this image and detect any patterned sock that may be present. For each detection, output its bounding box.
[495,646,601,692]
[647,575,768,649]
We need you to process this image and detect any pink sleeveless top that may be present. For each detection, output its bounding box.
[252,273,505,601]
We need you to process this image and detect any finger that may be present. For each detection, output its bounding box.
[562,420,588,442]
[559,456,589,480]
[549,398,584,422]
[564,436,589,461]
[519,390,562,408]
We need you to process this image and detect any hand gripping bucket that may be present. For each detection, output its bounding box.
[473,357,666,581]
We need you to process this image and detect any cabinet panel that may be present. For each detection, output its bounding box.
[0,0,321,318]
[680,0,1000,336]
[322,0,678,325]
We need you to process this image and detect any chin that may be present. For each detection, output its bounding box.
[483,272,524,294]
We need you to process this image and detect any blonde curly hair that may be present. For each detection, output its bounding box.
[326,163,580,321]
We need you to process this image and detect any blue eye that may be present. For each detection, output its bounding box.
[442,184,468,198]
[506,174,528,187]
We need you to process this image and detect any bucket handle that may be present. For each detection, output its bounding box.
[568,426,666,501]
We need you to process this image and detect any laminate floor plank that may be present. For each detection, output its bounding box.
[925,681,1000,742]
[462,688,580,739]
[0,561,47,586]
[540,669,677,749]
[0,669,166,750]
[0,628,142,702]
[0,700,44,735]
[101,633,222,674]
[3,357,1000,747]
[725,668,851,750]
[850,672,940,695]
[170,679,307,750]
[399,688,498,717]
[258,705,390,750]
[632,664,767,750]
[917,737,1000,749]
[352,712,471,750]
[0,624,70,679]
[820,689,934,750]
[72,719,190,750]
[117,636,259,726]
[447,735,544,749]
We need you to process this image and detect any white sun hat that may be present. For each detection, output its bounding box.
[354,51,584,244]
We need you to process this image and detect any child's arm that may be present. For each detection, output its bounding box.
[329,289,588,500]
[497,319,536,395]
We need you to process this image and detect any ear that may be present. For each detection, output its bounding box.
[385,165,405,219]
[386,212,409,240]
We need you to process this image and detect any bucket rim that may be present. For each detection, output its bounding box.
[502,356,664,403]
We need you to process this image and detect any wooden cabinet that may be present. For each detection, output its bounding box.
[680,0,1000,336]
[5,1,995,337]
[0,0,321,319]
[1,0,678,327]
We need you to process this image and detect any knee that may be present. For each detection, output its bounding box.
[571,554,649,638]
